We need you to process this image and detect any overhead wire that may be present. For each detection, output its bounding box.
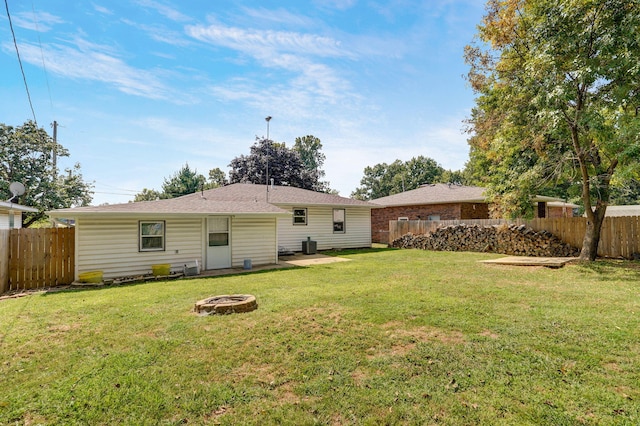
[31,1,54,112]
[4,0,37,124]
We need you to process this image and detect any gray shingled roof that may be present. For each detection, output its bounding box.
[370,183,487,207]
[48,183,376,217]
[185,183,377,207]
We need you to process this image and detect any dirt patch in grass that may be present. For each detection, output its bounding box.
[47,323,82,333]
[365,322,466,360]
[382,322,466,345]
[479,330,500,339]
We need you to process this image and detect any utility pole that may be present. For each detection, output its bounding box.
[52,120,58,177]
[265,116,272,202]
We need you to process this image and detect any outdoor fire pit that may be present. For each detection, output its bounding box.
[194,294,257,315]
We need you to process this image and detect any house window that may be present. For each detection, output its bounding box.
[293,208,307,225]
[333,209,345,233]
[398,217,409,221]
[140,221,165,251]
[428,215,440,221]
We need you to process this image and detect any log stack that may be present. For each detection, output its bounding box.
[391,224,579,257]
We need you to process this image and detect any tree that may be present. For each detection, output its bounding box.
[0,121,93,227]
[228,138,317,190]
[132,164,223,201]
[133,188,162,202]
[465,0,640,260]
[351,156,445,200]
[160,163,205,198]
[206,167,228,189]
[293,135,331,191]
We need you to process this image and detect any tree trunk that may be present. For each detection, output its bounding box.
[580,206,607,261]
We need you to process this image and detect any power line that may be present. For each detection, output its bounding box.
[31,1,54,112]
[5,0,37,124]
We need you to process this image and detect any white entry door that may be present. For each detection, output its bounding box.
[206,217,231,269]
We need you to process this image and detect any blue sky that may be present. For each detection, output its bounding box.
[2,0,485,205]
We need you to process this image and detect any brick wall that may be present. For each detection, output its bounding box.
[371,203,459,244]
[460,203,490,219]
[371,203,492,243]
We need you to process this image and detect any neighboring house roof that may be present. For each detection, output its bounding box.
[370,183,565,207]
[370,184,486,207]
[547,201,580,209]
[0,201,38,213]
[48,183,377,218]
[603,205,640,217]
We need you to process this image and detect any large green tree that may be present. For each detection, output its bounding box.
[205,167,228,189]
[161,163,205,198]
[228,138,318,190]
[466,0,640,260]
[293,135,331,192]
[0,121,93,226]
[351,156,447,200]
[133,164,220,202]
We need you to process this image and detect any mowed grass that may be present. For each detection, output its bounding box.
[1,249,639,425]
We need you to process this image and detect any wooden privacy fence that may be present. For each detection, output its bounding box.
[388,216,640,259]
[0,228,75,293]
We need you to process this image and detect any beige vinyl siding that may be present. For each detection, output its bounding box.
[0,214,8,229]
[231,216,277,267]
[76,217,203,279]
[0,212,21,229]
[277,206,372,251]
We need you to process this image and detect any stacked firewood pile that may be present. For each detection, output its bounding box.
[391,224,579,257]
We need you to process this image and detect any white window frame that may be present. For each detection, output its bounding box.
[398,217,409,221]
[293,208,307,225]
[139,220,165,252]
[333,208,346,233]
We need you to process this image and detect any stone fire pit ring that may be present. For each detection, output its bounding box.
[194,294,257,315]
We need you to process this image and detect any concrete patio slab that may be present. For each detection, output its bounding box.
[279,253,351,267]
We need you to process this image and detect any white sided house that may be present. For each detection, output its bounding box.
[0,201,38,229]
[47,183,377,281]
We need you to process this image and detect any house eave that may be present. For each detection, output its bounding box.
[0,201,39,213]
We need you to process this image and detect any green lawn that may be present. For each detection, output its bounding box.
[1,249,639,425]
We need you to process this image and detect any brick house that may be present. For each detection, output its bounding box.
[369,183,573,244]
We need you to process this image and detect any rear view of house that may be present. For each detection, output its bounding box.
[47,183,377,281]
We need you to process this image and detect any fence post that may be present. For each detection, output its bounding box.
[0,230,8,293]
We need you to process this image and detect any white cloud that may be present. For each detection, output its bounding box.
[13,38,176,100]
[134,0,191,22]
[186,22,350,59]
[121,18,191,47]
[239,7,317,28]
[92,4,113,15]
[11,11,64,32]
[313,0,357,11]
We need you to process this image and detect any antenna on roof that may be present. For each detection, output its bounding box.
[7,182,26,202]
